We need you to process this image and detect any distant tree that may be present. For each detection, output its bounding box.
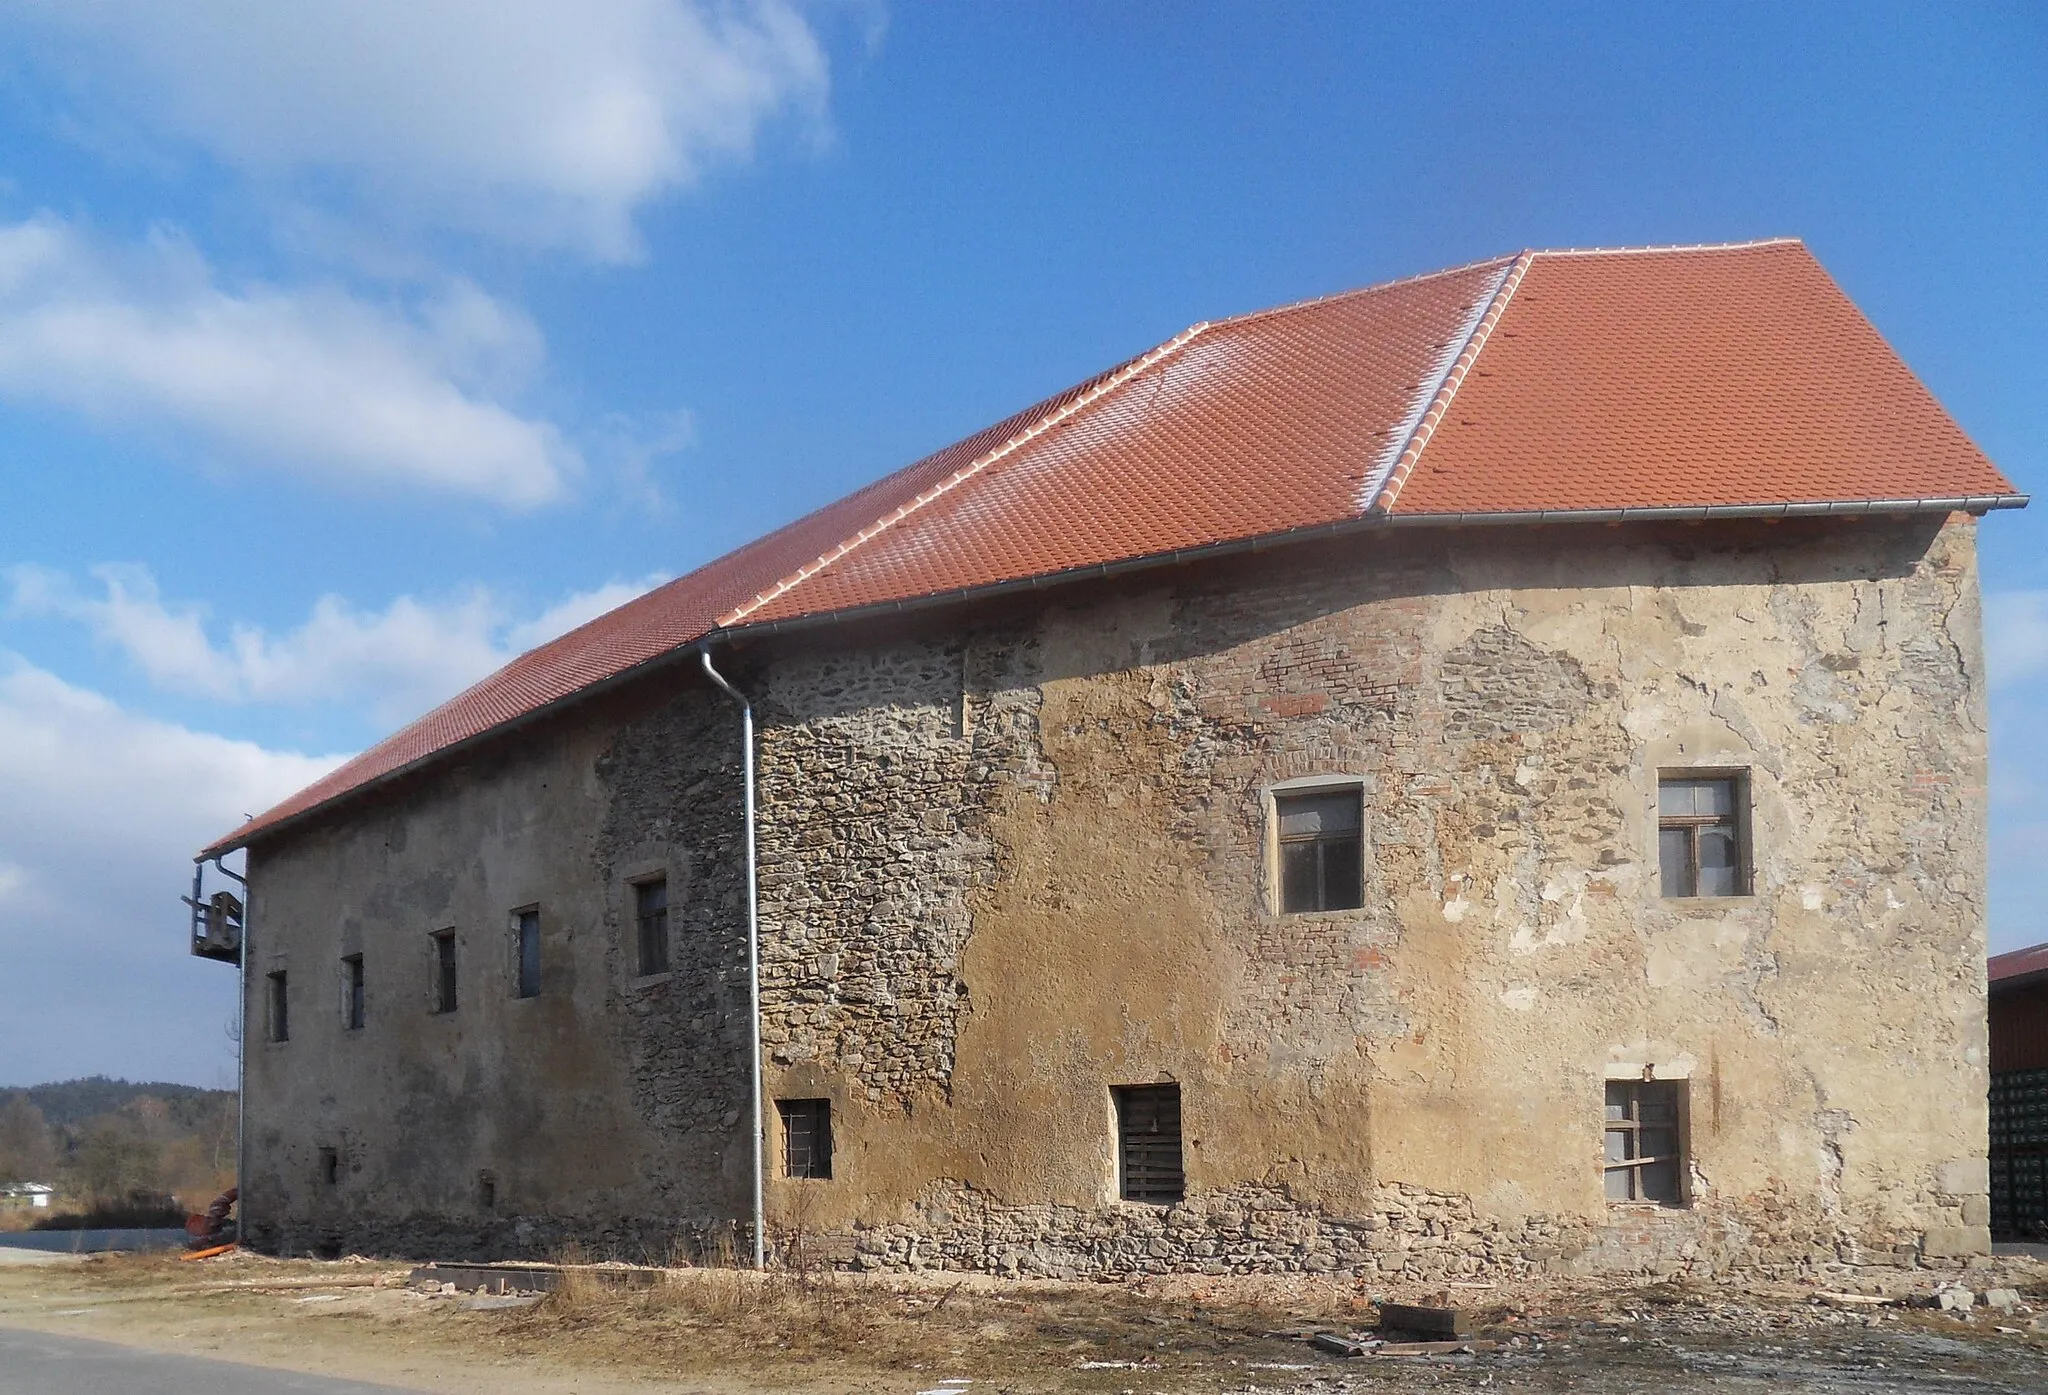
[67,1115,161,1207]
[0,1096,57,1183]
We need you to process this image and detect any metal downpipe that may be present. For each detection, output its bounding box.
[699,649,766,1270]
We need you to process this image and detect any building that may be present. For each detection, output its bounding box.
[1990,941,2048,1241]
[197,240,2025,1280]
[0,1184,53,1210]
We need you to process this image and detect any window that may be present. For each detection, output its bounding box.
[342,955,365,1030]
[477,1171,497,1211]
[432,930,458,1014]
[267,970,289,1042]
[1658,775,1746,897]
[318,1146,339,1186]
[777,1099,832,1179]
[1114,1084,1185,1204]
[1604,1080,1685,1204]
[634,878,669,976]
[1276,790,1363,913]
[514,910,541,999]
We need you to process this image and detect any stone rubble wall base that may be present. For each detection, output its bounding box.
[801,1182,1985,1283]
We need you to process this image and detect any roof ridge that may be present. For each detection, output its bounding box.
[1368,251,1535,514]
[715,322,1211,630]
[1212,252,1520,332]
[1528,236,1803,259]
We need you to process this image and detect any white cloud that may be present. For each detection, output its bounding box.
[9,564,670,726]
[7,0,831,260]
[0,214,576,506]
[0,653,347,1085]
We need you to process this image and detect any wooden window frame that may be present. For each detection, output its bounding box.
[1657,772,1749,899]
[1114,1083,1186,1205]
[777,1099,832,1180]
[1272,785,1365,915]
[1603,1079,1688,1206]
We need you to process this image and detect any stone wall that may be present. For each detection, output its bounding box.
[239,514,1994,1277]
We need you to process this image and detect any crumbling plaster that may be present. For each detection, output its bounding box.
[241,515,1990,1277]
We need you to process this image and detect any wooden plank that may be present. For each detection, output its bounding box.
[1377,1303,1471,1337]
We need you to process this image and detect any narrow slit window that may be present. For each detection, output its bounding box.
[318,1146,339,1186]
[777,1099,832,1179]
[1115,1083,1185,1204]
[635,878,669,977]
[267,970,289,1042]
[478,1171,497,1211]
[432,930,458,1014]
[1276,790,1364,913]
[514,910,541,999]
[1604,1080,1686,1205]
[1658,775,1746,898]
[342,954,364,1030]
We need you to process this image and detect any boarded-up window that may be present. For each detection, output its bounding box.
[515,909,541,999]
[1276,790,1364,913]
[778,1099,832,1179]
[635,878,669,977]
[1658,776,1745,898]
[342,955,364,1030]
[1115,1083,1185,1204]
[1604,1080,1685,1204]
[432,931,458,1014]
[267,970,289,1042]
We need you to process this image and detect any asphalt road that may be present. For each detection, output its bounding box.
[0,1328,424,1394]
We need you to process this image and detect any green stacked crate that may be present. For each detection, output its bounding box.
[1990,1067,2048,1239]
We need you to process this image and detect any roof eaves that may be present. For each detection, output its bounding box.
[714,322,1211,631]
[1365,251,1535,514]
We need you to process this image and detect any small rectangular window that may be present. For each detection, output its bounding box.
[477,1170,497,1211]
[1276,790,1364,913]
[1604,1080,1686,1205]
[267,970,289,1042]
[432,930,458,1014]
[318,1146,339,1186]
[777,1099,832,1179]
[1114,1083,1185,1204]
[1658,774,1746,897]
[342,954,364,1030]
[514,910,541,999]
[635,878,669,977]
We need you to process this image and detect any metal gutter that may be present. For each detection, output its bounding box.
[697,650,765,1271]
[202,491,2026,857]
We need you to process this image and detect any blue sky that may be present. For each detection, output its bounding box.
[0,3,2042,1086]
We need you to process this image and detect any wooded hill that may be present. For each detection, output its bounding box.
[0,1077,234,1216]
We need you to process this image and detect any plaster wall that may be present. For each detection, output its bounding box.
[240,516,1992,1278]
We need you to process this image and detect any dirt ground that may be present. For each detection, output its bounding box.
[0,1249,2045,1394]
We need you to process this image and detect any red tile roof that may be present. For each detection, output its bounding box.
[203,239,2022,856]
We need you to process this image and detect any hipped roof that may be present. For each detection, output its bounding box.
[203,239,2022,857]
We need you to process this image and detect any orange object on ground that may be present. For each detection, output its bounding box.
[180,1243,236,1261]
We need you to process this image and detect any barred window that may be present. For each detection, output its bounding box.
[1115,1084,1185,1204]
[1604,1080,1685,1204]
[778,1099,832,1179]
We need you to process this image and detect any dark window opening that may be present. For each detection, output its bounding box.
[1277,790,1364,913]
[267,970,289,1042]
[778,1099,832,1179]
[515,910,541,999]
[1604,1080,1685,1205]
[635,878,669,977]
[1115,1083,1185,1204]
[432,931,458,1014]
[1658,775,1746,898]
[478,1171,497,1211]
[318,1146,339,1186]
[342,954,364,1030]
